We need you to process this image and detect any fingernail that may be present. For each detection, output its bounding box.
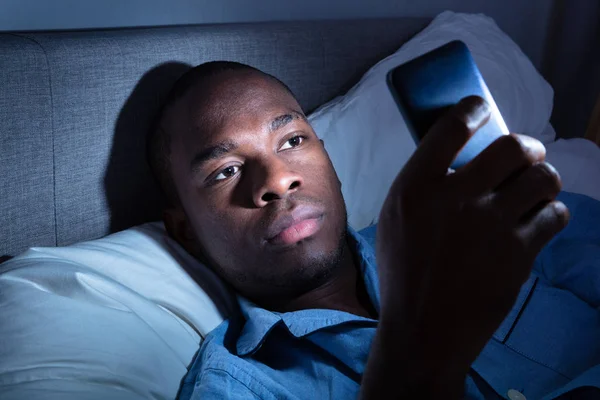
[516,134,546,159]
[553,201,570,225]
[543,161,560,181]
[460,96,491,130]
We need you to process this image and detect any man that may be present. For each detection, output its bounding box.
[147,61,600,399]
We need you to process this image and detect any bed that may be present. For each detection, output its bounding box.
[1,11,600,400]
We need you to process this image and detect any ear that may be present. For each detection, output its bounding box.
[163,207,201,256]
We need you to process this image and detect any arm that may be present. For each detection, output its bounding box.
[360,97,569,399]
[361,318,468,398]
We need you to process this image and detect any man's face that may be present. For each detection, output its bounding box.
[166,70,347,301]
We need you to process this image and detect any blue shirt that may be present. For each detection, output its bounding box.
[178,192,600,400]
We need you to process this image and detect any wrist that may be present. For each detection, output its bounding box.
[375,315,469,399]
[395,364,467,399]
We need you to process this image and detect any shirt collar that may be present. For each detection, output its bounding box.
[236,226,379,356]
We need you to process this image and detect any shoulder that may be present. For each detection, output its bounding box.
[190,364,271,400]
[356,224,377,249]
[178,319,280,400]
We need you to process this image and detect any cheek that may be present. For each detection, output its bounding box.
[298,146,337,175]
[306,151,342,192]
[193,201,234,238]
[187,196,250,259]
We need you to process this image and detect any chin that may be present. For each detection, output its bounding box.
[273,222,346,276]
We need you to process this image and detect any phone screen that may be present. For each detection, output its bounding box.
[387,40,509,168]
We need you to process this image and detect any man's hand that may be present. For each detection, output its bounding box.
[360,96,569,399]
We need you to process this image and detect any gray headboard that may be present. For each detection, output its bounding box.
[0,18,430,258]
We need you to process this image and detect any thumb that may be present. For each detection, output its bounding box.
[409,96,491,177]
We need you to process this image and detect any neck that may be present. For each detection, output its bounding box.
[265,240,376,319]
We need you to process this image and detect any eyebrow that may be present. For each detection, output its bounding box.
[270,110,306,132]
[190,140,238,175]
[189,110,307,174]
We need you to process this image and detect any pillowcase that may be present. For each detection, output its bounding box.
[0,222,235,400]
[545,138,600,202]
[308,11,556,230]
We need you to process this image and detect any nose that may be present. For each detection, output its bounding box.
[252,158,303,207]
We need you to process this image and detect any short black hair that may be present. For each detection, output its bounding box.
[146,61,294,207]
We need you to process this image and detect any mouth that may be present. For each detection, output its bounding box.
[266,205,324,247]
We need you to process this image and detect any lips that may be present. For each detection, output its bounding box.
[266,205,324,246]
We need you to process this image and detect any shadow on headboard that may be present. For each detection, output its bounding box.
[104,62,192,234]
[0,255,13,264]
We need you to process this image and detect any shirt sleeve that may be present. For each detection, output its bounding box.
[533,191,600,307]
[180,368,265,400]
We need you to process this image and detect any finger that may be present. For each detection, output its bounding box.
[494,161,562,221]
[517,200,570,255]
[450,134,546,195]
[410,96,491,178]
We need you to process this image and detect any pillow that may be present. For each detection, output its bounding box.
[308,11,556,230]
[0,222,235,400]
[546,138,600,202]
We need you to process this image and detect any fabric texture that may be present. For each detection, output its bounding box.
[309,11,557,230]
[0,222,236,400]
[545,138,600,203]
[179,192,600,400]
[0,18,429,257]
[0,34,55,256]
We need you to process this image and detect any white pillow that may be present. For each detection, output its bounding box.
[546,138,600,202]
[0,222,235,400]
[309,11,556,230]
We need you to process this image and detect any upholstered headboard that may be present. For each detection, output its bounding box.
[0,18,429,258]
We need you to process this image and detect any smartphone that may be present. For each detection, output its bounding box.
[387,40,509,169]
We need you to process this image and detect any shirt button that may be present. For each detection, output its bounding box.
[507,389,526,400]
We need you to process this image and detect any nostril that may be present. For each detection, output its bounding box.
[260,180,300,203]
[261,192,277,202]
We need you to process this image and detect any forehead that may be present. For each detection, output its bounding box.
[169,70,302,148]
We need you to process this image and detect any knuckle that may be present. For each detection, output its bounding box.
[476,194,504,221]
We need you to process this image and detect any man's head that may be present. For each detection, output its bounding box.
[147,61,348,304]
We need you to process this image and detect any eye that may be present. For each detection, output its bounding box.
[280,135,305,151]
[214,165,241,181]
